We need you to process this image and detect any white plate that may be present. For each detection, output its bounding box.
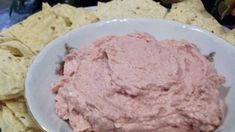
[25,18,235,132]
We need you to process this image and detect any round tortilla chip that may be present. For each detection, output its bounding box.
[1,106,27,132]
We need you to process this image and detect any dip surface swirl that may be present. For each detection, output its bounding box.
[52,32,225,132]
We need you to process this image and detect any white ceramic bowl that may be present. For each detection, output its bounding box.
[25,18,235,132]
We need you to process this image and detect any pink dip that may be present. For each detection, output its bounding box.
[52,32,225,132]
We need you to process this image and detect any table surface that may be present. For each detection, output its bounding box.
[0,0,35,31]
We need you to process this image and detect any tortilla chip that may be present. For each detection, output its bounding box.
[3,3,97,53]
[0,108,2,129]
[165,0,224,35]
[96,0,167,20]
[42,2,51,10]
[221,29,235,45]
[0,45,30,100]
[26,128,42,132]
[3,8,70,53]
[0,38,35,58]
[0,36,15,44]
[1,106,27,132]
[50,4,98,28]
[5,98,39,129]
[0,32,4,37]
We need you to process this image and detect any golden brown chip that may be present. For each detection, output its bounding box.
[165,0,225,35]
[96,0,167,20]
[3,3,98,53]
[1,106,27,132]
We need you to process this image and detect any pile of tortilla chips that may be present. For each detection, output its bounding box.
[0,0,234,131]
[0,3,98,132]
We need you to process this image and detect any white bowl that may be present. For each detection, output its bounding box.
[25,18,235,132]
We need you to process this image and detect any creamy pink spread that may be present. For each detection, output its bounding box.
[52,32,225,132]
